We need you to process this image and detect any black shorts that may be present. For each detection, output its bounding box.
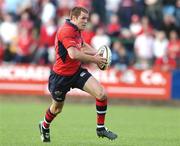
[48,67,92,102]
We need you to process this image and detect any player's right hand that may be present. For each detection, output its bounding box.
[94,54,107,67]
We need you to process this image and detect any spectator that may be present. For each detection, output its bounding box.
[14,28,36,63]
[3,0,21,15]
[175,0,180,28]
[129,14,142,37]
[33,19,57,64]
[3,43,15,62]
[75,0,92,10]
[107,14,121,37]
[18,11,33,33]
[134,26,154,69]
[0,12,18,44]
[0,0,5,14]
[57,0,75,18]
[91,26,111,50]
[167,30,180,68]
[153,30,169,59]
[168,30,180,58]
[134,0,145,17]
[140,16,153,34]
[120,28,134,54]
[161,14,177,37]
[92,0,106,24]
[81,23,95,45]
[41,0,56,24]
[117,0,135,27]
[89,13,102,30]
[111,40,132,71]
[162,0,176,16]
[144,0,163,29]
[105,0,121,21]
[154,53,177,72]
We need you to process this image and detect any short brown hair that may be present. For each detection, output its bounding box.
[70,6,89,19]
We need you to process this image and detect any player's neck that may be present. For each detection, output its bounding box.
[70,20,77,27]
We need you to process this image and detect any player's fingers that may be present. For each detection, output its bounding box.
[101,58,107,64]
[101,57,107,61]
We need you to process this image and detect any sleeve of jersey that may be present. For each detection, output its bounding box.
[61,31,77,49]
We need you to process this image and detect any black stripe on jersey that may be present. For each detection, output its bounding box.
[58,41,67,63]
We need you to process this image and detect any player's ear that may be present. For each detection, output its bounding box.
[71,15,77,21]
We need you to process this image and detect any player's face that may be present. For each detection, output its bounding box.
[75,12,89,30]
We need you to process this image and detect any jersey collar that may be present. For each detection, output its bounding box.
[66,19,79,31]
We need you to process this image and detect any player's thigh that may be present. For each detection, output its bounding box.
[83,76,107,100]
[48,71,70,102]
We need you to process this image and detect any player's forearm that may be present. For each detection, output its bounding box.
[82,43,97,56]
[75,51,97,63]
[68,46,97,63]
[83,50,97,56]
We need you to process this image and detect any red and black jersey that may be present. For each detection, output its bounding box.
[53,19,83,76]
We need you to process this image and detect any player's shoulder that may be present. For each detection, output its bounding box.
[58,24,76,38]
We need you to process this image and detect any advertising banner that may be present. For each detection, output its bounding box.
[69,67,171,100]
[0,64,49,95]
[0,64,171,100]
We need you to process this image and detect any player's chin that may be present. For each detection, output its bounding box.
[81,25,86,30]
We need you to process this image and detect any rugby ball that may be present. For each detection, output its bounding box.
[97,45,112,70]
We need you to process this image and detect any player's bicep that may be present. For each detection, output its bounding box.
[62,37,77,49]
[67,46,79,59]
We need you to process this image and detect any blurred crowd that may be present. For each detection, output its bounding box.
[0,0,180,71]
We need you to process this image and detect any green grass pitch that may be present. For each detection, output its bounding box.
[0,100,180,146]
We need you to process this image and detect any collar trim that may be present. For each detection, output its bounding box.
[66,19,79,30]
